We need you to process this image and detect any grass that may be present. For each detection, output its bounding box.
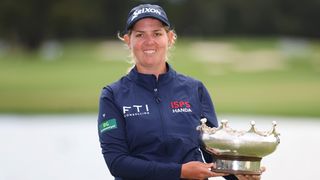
[0,37,319,117]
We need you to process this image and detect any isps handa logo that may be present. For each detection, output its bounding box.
[170,101,192,113]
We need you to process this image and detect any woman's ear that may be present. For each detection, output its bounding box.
[124,34,131,48]
[168,31,175,47]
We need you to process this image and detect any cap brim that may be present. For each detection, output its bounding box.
[126,14,170,33]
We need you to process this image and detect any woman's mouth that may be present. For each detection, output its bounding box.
[143,50,156,54]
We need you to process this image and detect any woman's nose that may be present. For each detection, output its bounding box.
[144,35,155,45]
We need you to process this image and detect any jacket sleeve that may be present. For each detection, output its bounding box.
[198,82,218,128]
[97,86,181,180]
[198,81,218,163]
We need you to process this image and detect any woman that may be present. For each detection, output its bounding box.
[98,4,263,180]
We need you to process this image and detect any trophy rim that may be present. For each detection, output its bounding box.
[212,168,262,175]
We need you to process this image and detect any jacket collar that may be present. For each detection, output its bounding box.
[127,63,176,91]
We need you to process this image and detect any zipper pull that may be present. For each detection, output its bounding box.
[155,96,161,103]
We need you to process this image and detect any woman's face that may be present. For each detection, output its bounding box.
[124,18,173,72]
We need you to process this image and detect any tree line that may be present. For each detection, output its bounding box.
[0,0,319,50]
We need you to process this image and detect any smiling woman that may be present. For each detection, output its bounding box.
[97,3,261,180]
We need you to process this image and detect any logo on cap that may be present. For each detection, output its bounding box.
[131,7,162,21]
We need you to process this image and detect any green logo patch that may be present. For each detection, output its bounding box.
[99,118,117,133]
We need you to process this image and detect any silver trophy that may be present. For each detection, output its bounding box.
[198,118,280,175]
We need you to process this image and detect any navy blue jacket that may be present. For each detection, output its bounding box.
[98,64,236,180]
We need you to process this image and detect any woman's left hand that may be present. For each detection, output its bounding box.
[235,167,266,180]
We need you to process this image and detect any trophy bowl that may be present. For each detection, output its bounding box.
[198,119,280,175]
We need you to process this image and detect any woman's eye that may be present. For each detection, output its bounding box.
[155,32,162,37]
[135,34,143,38]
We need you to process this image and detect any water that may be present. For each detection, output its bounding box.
[0,114,112,180]
[0,114,319,180]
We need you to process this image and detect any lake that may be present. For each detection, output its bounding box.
[0,114,319,180]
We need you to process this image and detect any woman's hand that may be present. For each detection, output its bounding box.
[180,161,227,180]
[235,167,266,180]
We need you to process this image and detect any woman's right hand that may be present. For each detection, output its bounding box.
[180,161,228,180]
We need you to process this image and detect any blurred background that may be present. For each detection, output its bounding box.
[0,0,320,179]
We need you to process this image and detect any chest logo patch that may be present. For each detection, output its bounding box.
[123,104,150,117]
[170,101,192,113]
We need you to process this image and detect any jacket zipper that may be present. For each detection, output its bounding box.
[153,83,168,154]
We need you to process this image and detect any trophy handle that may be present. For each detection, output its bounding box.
[204,146,221,156]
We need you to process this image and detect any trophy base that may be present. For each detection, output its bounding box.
[212,158,261,175]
